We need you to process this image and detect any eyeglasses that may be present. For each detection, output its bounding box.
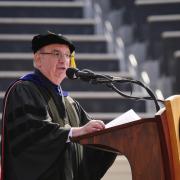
[39,51,73,60]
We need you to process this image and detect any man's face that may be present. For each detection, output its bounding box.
[34,44,71,85]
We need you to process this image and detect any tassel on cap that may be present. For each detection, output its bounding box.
[70,51,76,68]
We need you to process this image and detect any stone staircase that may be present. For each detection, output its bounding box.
[0,0,153,179]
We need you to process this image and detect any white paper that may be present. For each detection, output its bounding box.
[105,109,141,128]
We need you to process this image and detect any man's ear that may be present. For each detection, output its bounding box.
[34,53,41,68]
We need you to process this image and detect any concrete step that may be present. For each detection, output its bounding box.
[0,1,85,18]
[133,0,180,41]
[161,31,180,75]
[0,34,108,53]
[0,71,133,92]
[134,0,180,24]
[147,14,180,59]
[147,14,180,40]
[172,50,180,94]
[0,53,120,71]
[102,156,132,180]
[0,90,147,113]
[0,18,96,34]
[69,91,147,113]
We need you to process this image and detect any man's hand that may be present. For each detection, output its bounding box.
[71,120,105,137]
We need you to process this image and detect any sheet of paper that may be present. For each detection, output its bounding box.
[105,109,141,128]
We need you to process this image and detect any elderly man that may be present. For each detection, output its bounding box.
[1,32,116,180]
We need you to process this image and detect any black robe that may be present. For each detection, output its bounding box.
[1,70,116,180]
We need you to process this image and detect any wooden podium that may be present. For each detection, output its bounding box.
[72,95,180,180]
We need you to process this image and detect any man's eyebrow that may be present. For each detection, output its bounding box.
[51,49,59,52]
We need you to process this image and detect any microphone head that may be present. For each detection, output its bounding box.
[66,68,78,79]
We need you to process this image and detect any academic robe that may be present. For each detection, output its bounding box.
[1,70,116,180]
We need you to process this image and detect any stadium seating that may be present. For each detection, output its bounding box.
[0,0,148,126]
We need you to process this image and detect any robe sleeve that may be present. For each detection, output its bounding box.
[72,99,92,125]
[4,81,71,180]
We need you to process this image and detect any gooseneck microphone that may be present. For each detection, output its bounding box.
[66,68,162,111]
[66,68,125,82]
[66,68,99,80]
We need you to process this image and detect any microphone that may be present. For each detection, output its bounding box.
[66,68,98,80]
[66,68,161,111]
[66,67,128,83]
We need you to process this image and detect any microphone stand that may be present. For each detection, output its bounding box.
[88,74,163,112]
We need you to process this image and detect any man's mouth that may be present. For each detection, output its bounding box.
[57,67,66,70]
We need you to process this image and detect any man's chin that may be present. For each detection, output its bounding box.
[55,71,66,79]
